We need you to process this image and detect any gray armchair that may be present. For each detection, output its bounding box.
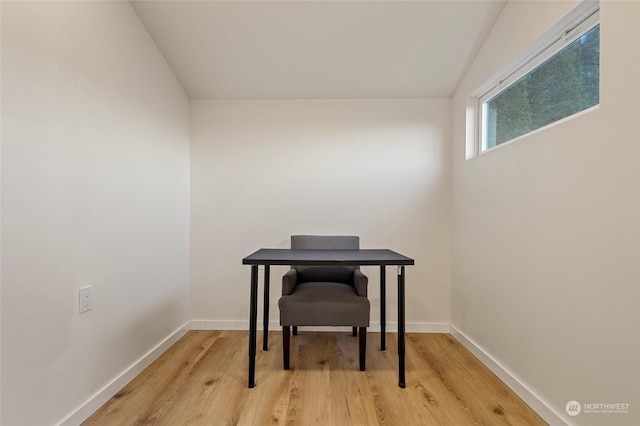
[278,235,370,371]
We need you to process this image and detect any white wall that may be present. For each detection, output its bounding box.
[452,1,639,425]
[1,2,190,425]
[0,3,4,423]
[190,99,452,331]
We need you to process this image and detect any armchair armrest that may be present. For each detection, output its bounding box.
[353,269,368,297]
[282,269,298,295]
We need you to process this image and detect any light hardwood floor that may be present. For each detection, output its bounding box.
[83,330,547,425]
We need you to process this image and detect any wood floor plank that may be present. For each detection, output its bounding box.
[83,331,547,426]
[328,333,378,426]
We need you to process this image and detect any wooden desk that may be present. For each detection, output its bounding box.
[242,248,415,389]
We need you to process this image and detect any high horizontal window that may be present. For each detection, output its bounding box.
[471,1,600,155]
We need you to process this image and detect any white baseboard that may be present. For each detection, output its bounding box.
[191,319,248,330]
[191,319,450,334]
[57,321,191,426]
[449,326,567,426]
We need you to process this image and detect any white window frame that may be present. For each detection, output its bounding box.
[468,0,600,158]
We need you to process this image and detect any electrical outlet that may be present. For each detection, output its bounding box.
[79,285,93,314]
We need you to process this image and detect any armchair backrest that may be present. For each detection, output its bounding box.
[291,235,359,250]
[291,235,359,285]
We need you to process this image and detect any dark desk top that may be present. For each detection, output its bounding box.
[243,248,414,266]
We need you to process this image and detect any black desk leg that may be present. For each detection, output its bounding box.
[380,265,386,351]
[397,265,406,389]
[262,265,270,351]
[248,264,258,388]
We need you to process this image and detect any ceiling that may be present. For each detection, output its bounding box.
[131,1,506,100]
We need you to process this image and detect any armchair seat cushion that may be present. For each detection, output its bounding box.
[279,282,370,327]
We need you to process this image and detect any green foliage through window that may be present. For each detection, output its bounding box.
[484,24,600,150]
